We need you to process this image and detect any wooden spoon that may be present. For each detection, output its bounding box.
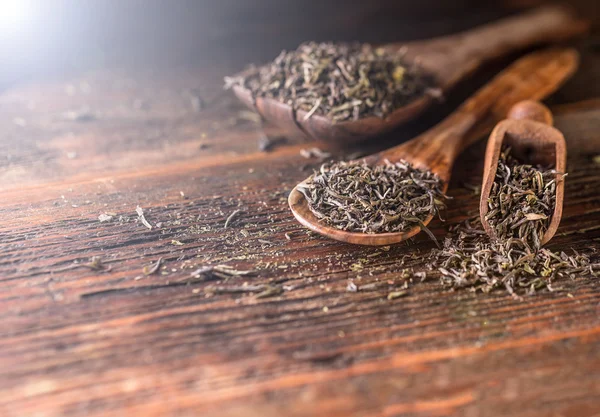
[233,5,587,144]
[288,48,577,246]
[479,100,566,246]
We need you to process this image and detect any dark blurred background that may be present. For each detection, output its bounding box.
[1,0,599,92]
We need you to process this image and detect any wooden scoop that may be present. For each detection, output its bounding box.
[479,100,566,246]
[233,6,587,144]
[288,48,577,246]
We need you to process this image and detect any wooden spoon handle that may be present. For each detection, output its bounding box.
[507,100,553,126]
[381,48,578,178]
[405,5,588,88]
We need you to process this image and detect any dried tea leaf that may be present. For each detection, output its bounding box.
[387,290,408,300]
[143,258,163,275]
[224,209,241,229]
[136,206,153,230]
[204,284,264,295]
[525,213,548,221]
[187,265,254,281]
[86,256,105,271]
[98,213,113,223]
[255,285,283,299]
[300,147,331,160]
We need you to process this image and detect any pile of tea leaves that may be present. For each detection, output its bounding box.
[297,159,447,236]
[224,42,434,122]
[485,146,560,250]
[428,217,596,296]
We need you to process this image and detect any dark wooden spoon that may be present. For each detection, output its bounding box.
[233,5,587,144]
[288,48,577,246]
[479,100,566,246]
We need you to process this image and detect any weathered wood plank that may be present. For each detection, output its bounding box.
[0,51,599,417]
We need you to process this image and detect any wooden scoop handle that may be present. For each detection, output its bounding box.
[378,48,578,179]
[507,100,554,126]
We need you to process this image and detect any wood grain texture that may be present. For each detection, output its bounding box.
[1,53,600,417]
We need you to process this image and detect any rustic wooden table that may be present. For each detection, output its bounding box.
[1,33,600,417]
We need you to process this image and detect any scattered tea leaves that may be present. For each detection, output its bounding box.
[204,284,263,295]
[86,256,105,271]
[429,217,597,296]
[188,265,254,281]
[98,213,113,223]
[224,209,241,229]
[300,147,332,160]
[255,285,284,299]
[203,283,282,298]
[357,283,380,291]
[387,290,408,300]
[414,271,426,281]
[143,258,163,276]
[136,206,153,230]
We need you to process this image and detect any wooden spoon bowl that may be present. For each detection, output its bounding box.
[234,6,587,144]
[289,48,578,246]
[479,100,567,246]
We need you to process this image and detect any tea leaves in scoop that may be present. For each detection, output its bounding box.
[486,146,561,250]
